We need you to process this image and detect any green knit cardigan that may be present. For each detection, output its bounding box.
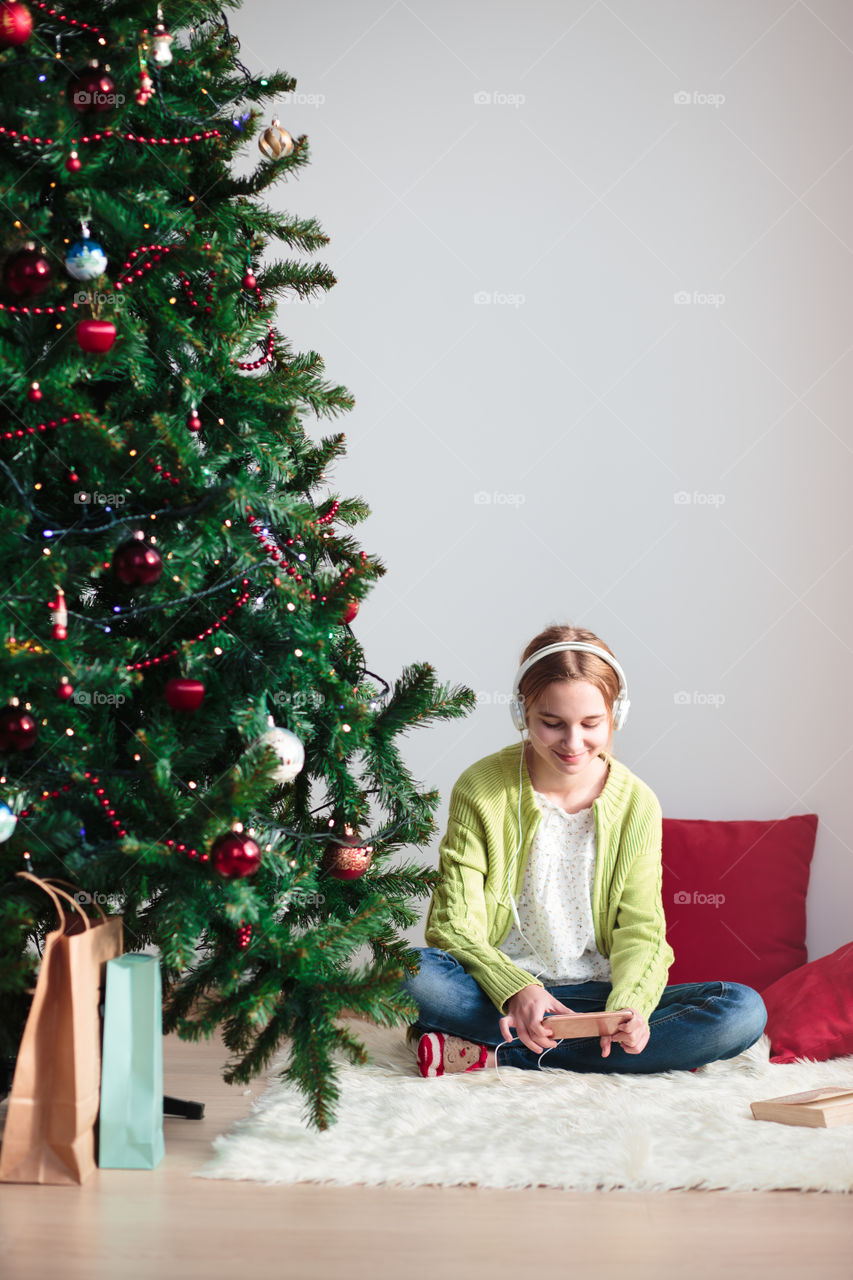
[423,740,675,1022]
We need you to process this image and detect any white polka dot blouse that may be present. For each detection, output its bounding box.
[497,788,613,984]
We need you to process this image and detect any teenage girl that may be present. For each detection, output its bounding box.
[402,623,768,1078]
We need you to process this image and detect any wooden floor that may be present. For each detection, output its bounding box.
[1,1026,852,1280]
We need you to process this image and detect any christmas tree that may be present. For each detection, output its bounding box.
[0,0,474,1130]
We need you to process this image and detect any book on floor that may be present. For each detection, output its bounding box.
[750,1087,853,1128]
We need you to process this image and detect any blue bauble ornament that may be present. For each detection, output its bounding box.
[0,802,17,842]
[65,230,108,282]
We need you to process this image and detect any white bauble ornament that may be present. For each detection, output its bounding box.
[258,716,304,783]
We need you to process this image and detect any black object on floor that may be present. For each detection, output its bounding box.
[163,1095,205,1119]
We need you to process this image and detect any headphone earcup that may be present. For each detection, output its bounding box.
[509,696,527,732]
[612,695,630,731]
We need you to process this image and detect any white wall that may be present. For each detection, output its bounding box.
[234,0,853,962]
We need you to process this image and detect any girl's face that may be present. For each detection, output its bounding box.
[523,679,612,784]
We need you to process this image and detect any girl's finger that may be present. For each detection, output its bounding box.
[600,1035,611,1058]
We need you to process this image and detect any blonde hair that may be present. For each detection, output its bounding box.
[518,623,621,748]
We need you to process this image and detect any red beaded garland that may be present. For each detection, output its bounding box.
[315,500,339,526]
[166,838,203,860]
[0,411,81,441]
[82,772,128,838]
[17,776,127,840]
[148,458,181,487]
[236,328,274,371]
[124,580,251,671]
[18,780,71,820]
[0,124,220,147]
[30,2,101,34]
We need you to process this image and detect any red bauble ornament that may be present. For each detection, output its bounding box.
[27,381,42,402]
[65,151,82,173]
[322,834,374,881]
[165,677,205,711]
[57,677,74,701]
[67,63,118,115]
[187,410,202,433]
[0,2,33,49]
[212,831,262,879]
[3,245,52,298]
[0,706,38,752]
[342,599,359,624]
[76,319,116,352]
[242,271,256,290]
[112,533,163,586]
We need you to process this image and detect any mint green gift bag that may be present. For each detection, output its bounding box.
[98,954,165,1170]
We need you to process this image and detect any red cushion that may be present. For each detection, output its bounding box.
[660,814,818,990]
[760,942,853,1062]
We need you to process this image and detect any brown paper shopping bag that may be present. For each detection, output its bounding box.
[0,873,123,1184]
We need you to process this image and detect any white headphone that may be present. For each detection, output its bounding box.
[509,641,630,735]
[503,640,631,981]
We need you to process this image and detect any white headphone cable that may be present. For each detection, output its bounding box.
[493,735,562,1086]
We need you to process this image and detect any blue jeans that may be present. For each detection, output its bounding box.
[402,947,768,1073]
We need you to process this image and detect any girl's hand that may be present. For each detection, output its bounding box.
[601,1008,650,1057]
[499,985,577,1054]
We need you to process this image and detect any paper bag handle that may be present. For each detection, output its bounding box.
[39,876,109,923]
[16,870,92,931]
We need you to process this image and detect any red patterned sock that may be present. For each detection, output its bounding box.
[417,1032,489,1078]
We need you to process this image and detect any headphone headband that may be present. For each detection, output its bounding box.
[509,641,630,733]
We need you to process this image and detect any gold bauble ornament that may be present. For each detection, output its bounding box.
[258,118,294,161]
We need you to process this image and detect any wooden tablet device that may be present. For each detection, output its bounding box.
[541,1011,627,1039]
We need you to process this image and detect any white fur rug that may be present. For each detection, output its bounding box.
[196,1021,853,1192]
